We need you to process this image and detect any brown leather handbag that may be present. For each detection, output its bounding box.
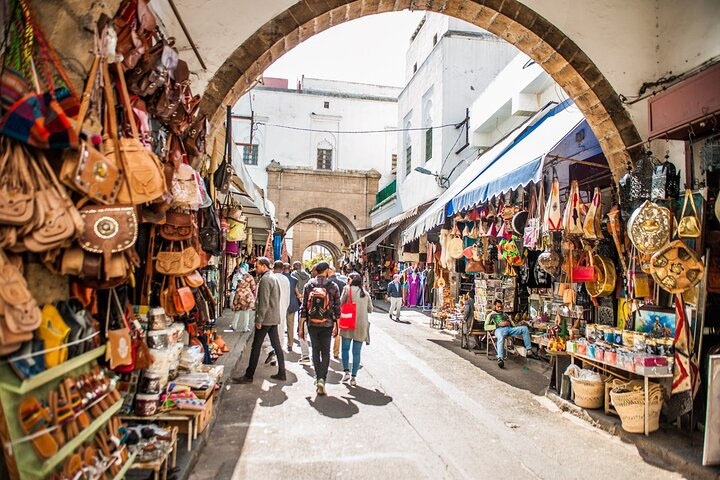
[0,251,42,355]
[173,278,196,314]
[185,270,204,287]
[159,210,194,241]
[155,241,201,276]
[0,139,34,226]
[78,205,138,266]
[103,62,167,206]
[60,56,123,205]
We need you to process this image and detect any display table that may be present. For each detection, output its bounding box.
[120,412,196,451]
[129,427,178,480]
[569,351,674,435]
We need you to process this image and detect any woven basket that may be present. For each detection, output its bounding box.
[570,376,606,409]
[610,381,664,433]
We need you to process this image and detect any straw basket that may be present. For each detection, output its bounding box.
[570,376,606,409]
[609,381,664,433]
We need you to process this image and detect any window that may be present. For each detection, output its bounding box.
[241,144,259,165]
[391,154,397,175]
[405,146,412,175]
[323,101,330,109]
[317,148,333,170]
[433,33,438,46]
[425,128,432,162]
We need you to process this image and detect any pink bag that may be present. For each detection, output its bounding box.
[225,241,238,255]
[339,286,357,330]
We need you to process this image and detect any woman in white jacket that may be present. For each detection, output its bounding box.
[339,272,373,386]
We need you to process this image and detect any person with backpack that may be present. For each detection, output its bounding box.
[339,272,373,386]
[232,257,286,384]
[328,266,346,359]
[299,261,341,395]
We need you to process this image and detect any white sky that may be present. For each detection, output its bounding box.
[263,11,426,88]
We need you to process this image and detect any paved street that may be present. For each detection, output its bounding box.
[190,310,681,480]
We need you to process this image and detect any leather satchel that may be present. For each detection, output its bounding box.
[159,210,194,241]
[171,163,201,208]
[156,242,201,276]
[183,114,207,158]
[0,252,42,354]
[103,62,167,206]
[173,278,196,314]
[199,206,223,256]
[60,57,123,205]
[78,205,138,266]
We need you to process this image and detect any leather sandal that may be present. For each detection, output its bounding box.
[63,452,83,479]
[57,383,80,438]
[48,391,65,448]
[18,396,59,459]
[77,373,103,418]
[65,377,91,429]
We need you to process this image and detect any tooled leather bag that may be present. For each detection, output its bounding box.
[173,278,196,314]
[159,210,194,241]
[78,205,138,267]
[103,62,167,206]
[0,253,42,354]
[155,241,201,276]
[60,57,123,205]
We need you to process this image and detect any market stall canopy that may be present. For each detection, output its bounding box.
[366,225,399,253]
[401,104,556,245]
[448,100,584,216]
[389,198,437,226]
[350,221,389,248]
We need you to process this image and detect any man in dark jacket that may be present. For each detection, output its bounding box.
[299,261,341,395]
[386,274,403,321]
[233,257,286,383]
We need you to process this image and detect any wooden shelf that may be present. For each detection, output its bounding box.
[0,346,106,395]
[19,399,122,480]
[112,451,137,480]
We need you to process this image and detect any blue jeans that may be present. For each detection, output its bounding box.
[341,337,363,376]
[495,326,531,359]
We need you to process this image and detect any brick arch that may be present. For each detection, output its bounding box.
[298,240,343,264]
[287,208,359,247]
[201,0,642,183]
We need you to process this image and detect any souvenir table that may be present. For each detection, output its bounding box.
[120,413,195,452]
[128,426,178,480]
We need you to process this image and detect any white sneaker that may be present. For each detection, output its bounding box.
[316,379,326,395]
[350,377,357,387]
[342,371,351,383]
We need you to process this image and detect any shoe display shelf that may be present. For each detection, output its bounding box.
[0,346,132,479]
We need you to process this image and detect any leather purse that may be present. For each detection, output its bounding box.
[627,200,672,255]
[0,252,42,355]
[465,258,485,273]
[585,255,616,298]
[159,210,194,241]
[126,39,176,97]
[650,240,705,294]
[571,252,597,282]
[78,205,138,265]
[544,177,562,231]
[60,57,123,205]
[183,114,207,158]
[156,242,201,276]
[582,187,604,240]
[185,270,204,287]
[0,140,34,226]
[199,206,223,256]
[562,180,583,235]
[677,190,701,239]
[171,163,201,208]
[103,62,167,206]
[173,278,196,314]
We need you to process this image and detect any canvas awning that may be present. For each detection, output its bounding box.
[448,100,584,216]
[400,103,556,245]
[351,221,389,247]
[366,225,399,253]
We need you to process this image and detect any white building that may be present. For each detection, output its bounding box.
[381,13,517,224]
[232,77,400,191]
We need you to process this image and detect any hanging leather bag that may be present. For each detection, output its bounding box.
[198,206,223,256]
[571,251,597,282]
[104,62,167,206]
[155,241,201,276]
[544,176,562,232]
[159,210,194,241]
[562,180,583,235]
[78,205,138,267]
[677,189,702,239]
[173,278,196,314]
[582,187,604,240]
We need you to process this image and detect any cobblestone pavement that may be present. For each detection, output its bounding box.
[189,310,681,480]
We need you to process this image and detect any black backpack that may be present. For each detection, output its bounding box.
[307,284,331,324]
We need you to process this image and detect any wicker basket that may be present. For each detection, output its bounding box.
[609,381,664,433]
[570,376,606,409]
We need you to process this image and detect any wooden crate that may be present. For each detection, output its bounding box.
[196,394,213,434]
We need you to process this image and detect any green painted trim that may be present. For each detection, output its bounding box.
[0,346,106,395]
[19,399,123,479]
[112,450,137,480]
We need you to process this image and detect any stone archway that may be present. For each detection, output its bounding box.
[300,240,343,265]
[287,208,358,247]
[201,0,642,183]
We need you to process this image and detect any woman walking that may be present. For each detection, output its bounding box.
[339,272,373,386]
[232,268,256,332]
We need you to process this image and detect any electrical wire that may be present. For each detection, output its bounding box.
[254,121,460,135]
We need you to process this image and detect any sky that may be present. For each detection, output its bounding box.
[263,11,426,88]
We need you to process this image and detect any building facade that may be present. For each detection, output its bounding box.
[233,77,398,260]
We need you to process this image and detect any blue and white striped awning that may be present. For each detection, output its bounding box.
[447,100,584,216]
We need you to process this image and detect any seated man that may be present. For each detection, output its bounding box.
[485,299,537,368]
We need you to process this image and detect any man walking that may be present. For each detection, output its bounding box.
[387,274,403,322]
[233,257,286,383]
[264,261,291,366]
[284,262,301,353]
[299,261,341,395]
[328,266,346,359]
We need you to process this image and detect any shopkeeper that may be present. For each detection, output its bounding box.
[486,299,537,368]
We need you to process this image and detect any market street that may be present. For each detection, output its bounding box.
[190,310,680,480]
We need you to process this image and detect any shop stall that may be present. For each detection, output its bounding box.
[0,1,270,478]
